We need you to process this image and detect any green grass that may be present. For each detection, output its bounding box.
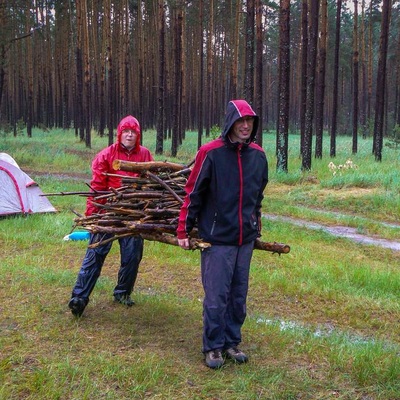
[1,128,400,399]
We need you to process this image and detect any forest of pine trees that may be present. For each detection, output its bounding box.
[0,0,399,168]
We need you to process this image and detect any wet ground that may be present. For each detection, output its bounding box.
[264,214,400,252]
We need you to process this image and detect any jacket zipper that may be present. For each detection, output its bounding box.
[210,212,217,235]
[237,145,243,245]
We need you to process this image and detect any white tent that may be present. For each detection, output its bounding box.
[0,153,56,216]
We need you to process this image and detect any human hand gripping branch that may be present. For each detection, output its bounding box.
[178,237,191,250]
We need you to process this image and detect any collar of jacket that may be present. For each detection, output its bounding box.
[224,135,251,150]
[120,143,138,154]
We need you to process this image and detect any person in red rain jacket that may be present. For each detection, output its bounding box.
[177,100,268,369]
[68,115,153,317]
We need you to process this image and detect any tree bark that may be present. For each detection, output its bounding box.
[330,0,342,158]
[197,0,204,150]
[276,0,290,173]
[352,0,359,154]
[171,6,183,157]
[255,0,263,147]
[315,0,327,159]
[302,0,320,171]
[205,0,214,138]
[156,0,165,155]
[112,159,187,173]
[25,4,33,138]
[244,0,255,103]
[76,0,85,142]
[373,0,392,161]
[299,0,308,152]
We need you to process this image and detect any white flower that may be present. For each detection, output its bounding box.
[328,159,358,176]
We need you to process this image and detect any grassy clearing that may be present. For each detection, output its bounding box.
[1,128,400,399]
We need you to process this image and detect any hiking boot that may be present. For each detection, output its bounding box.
[114,293,135,306]
[224,347,248,364]
[68,297,86,317]
[204,349,224,369]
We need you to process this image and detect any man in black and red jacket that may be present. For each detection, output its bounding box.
[177,99,268,369]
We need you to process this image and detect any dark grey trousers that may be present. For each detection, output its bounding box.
[200,241,254,353]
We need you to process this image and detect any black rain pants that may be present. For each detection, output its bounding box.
[71,233,144,302]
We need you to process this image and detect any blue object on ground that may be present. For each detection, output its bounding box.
[63,231,90,241]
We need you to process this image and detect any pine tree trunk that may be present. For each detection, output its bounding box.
[255,0,263,147]
[244,0,255,103]
[330,0,342,158]
[276,0,290,173]
[197,0,204,150]
[315,0,327,159]
[352,0,359,154]
[302,0,320,171]
[373,0,392,161]
[156,0,165,155]
[299,0,308,153]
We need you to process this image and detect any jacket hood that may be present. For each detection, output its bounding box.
[117,115,141,152]
[222,99,259,142]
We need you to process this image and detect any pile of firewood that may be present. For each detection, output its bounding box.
[51,160,290,254]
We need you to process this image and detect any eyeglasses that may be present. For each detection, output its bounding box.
[122,130,138,135]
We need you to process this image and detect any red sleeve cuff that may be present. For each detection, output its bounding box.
[176,231,188,240]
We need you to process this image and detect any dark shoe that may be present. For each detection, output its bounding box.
[204,349,224,369]
[68,297,86,317]
[114,293,135,306]
[224,347,248,364]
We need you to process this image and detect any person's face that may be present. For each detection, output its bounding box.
[229,116,254,143]
[121,129,138,150]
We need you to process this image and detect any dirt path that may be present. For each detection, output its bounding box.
[26,170,91,181]
[264,214,400,251]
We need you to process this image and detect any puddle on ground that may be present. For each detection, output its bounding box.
[255,316,399,349]
[264,214,400,251]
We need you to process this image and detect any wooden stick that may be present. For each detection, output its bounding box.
[146,171,184,204]
[86,229,290,254]
[140,233,211,250]
[254,239,290,254]
[112,160,186,172]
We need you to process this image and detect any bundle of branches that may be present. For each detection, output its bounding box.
[63,160,289,254]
